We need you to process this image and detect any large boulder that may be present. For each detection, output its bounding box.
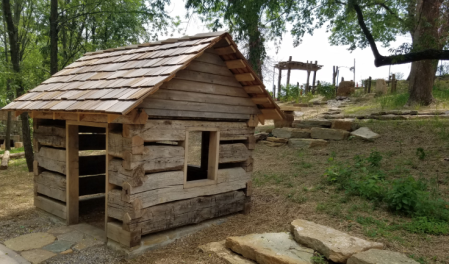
[350,127,380,141]
[311,127,349,140]
[375,79,387,94]
[347,249,419,264]
[272,128,311,139]
[226,233,314,264]
[288,138,328,149]
[337,81,355,96]
[292,119,332,129]
[291,219,384,263]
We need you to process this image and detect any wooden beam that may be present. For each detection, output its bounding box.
[258,115,265,125]
[260,108,283,120]
[235,73,255,82]
[14,111,23,117]
[251,97,270,105]
[66,124,79,224]
[225,59,246,69]
[214,45,236,55]
[243,85,264,94]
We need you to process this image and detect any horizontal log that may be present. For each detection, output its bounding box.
[122,171,184,198]
[35,147,66,174]
[34,125,66,148]
[128,191,246,235]
[219,143,249,163]
[123,120,255,141]
[34,195,67,219]
[106,222,141,248]
[109,158,145,187]
[122,145,184,172]
[35,171,66,202]
[113,167,250,209]
[108,132,144,158]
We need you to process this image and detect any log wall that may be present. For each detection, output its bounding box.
[106,118,254,247]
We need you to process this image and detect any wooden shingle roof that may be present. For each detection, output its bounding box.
[3,32,284,120]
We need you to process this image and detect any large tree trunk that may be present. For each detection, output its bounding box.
[247,28,264,80]
[2,0,34,171]
[50,0,58,74]
[407,0,440,105]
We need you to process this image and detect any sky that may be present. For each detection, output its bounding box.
[165,1,413,91]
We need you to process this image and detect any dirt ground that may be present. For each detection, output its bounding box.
[2,117,449,263]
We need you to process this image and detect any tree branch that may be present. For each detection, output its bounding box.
[353,3,449,67]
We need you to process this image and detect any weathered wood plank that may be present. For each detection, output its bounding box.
[66,125,79,224]
[107,222,141,248]
[115,167,250,209]
[109,158,145,187]
[219,143,249,163]
[185,60,234,77]
[34,125,66,148]
[148,89,256,107]
[108,132,144,158]
[140,98,260,115]
[35,171,66,202]
[35,195,67,220]
[128,191,245,235]
[225,60,246,69]
[160,79,249,98]
[175,70,242,87]
[122,171,184,197]
[195,49,228,66]
[122,145,185,172]
[235,73,255,82]
[214,46,236,55]
[35,147,66,174]
[143,109,250,120]
[123,120,255,142]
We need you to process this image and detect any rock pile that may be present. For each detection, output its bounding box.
[200,219,419,264]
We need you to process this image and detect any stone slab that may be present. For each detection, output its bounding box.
[272,128,311,139]
[350,127,380,141]
[0,244,30,264]
[260,141,285,147]
[288,139,328,149]
[311,127,349,140]
[73,237,104,251]
[4,233,56,252]
[57,231,85,243]
[347,249,419,264]
[46,226,73,236]
[70,223,106,242]
[226,233,314,264]
[41,240,75,253]
[291,219,384,263]
[20,249,56,264]
[199,241,255,264]
[331,120,354,131]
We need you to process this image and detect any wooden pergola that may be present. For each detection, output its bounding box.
[274,57,323,98]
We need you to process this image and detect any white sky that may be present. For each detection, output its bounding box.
[166,1,412,91]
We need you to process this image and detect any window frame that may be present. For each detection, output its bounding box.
[183,127,220,189]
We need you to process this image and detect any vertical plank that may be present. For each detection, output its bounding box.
[208,131,220,181]
[105,124,113,234]
[66,124,79,224]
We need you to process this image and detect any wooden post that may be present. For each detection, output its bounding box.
[277,67,282,100]
[368,76,372,93]
[391,74,396,93]
[305,61,310,93]
[66,124,79,225]
[286,56,292,87]
[364,80,367,93]
[273,85,276,98]
[312,61,317,94]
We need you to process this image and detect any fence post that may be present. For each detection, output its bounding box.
[368,77,372,93]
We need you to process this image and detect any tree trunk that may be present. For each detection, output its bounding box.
[50,0,58,74]
[2,0,34,171]
[247,28,264,80]
[3,20,11,151]
[407,0,440,105]
[5,112,12,150]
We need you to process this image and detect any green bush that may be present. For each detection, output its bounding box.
[279,84,300,102]
[316,81,335,99]
[385,177,422,215]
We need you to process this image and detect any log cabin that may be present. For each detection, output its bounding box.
[1,31,284,251]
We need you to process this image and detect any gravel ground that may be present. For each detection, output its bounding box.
[42,245,125,264]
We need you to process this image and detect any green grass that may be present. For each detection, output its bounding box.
[0,147,24,155]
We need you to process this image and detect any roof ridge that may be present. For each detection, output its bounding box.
[84,31,228,56]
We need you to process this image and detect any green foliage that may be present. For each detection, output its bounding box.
[416,148,426,160]
[323,151,449,230]
[311,253,328,264]
[279,84,300,102]
[316,81,335,99]
[0,147,24,155]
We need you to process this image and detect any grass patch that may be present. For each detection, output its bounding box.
[0,147,24,155]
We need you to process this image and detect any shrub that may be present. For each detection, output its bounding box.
[316,81,335,99]
[385,177,422,215]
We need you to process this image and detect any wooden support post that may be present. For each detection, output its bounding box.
[277,67,282,100]
[312,61,317,94]
[364,80,367,93]
[66,124,79,225]
[368,76,372,93]
[391,74,396,93]
[332,66,336,86]
[305,61,311,93]
[286,56,292,87]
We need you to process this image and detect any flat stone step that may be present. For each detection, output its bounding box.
[288,138,328,149]
[199,241,255,264]
[226,233,314,264]
[311,127,349,140]
[291,219,383,263]
[348,249,419,264]
[292,119,332,129]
